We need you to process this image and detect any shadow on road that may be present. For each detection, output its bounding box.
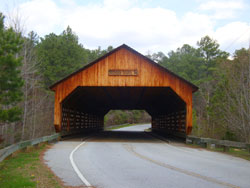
[62,131,160,143]
[89,131,162,143]
[61,130,185,144]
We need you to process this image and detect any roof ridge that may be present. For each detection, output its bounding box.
[49,44,198,92]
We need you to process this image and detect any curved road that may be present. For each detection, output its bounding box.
[44,124,250,188]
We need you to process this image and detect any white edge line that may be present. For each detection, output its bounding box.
[69,141,91,187]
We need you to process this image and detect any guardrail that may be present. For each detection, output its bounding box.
[186,135,250,152]
[0,133,60,162]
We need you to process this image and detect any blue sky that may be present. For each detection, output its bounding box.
[1,0,250,55]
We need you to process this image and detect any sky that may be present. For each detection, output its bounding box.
[1,0,250,55]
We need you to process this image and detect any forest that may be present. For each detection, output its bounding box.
[0,11,249,148]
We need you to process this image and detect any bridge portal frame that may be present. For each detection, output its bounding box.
[50,44,198,136]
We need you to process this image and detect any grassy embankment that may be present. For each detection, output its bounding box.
[210,147,250,161]
[187,143,250,161]
[0,144,63,188]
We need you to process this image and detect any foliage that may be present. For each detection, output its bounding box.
[0,21,115,146]
[105,110,151,126]
[158,36,231,139]
[86,45,114,62]
[196,36,229,82]
[209,48,250,142]
[37,26,89,88]
[159,44,203,83]
[0,13,23,123]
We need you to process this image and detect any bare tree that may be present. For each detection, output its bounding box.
[213,49,250,143]
[0,11,55,148]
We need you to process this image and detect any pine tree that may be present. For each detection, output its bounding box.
[37,26,88,88]
[0,13,23,123]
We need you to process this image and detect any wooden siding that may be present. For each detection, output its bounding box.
[51,47,195,134]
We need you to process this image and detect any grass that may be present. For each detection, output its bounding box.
[0,144,62,188]
[187,143,250,161]
[209,147,250,161]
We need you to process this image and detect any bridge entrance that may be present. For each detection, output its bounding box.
[50,44,198,137]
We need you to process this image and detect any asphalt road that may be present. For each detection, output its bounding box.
[44,124,250,188]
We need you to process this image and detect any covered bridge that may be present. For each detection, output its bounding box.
[50,44,198,137]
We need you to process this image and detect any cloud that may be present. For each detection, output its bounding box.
[198,0,245,19]
[199,0,244,10]
[103,0,134,9]
[18,0,63,34]
[63,5,181,51]
[5,0,250,55]
[213,22,250,52]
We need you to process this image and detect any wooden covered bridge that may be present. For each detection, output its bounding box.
[50,44,198,137]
